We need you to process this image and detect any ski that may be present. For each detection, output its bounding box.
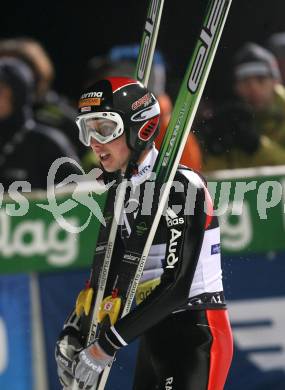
[71,1,165,389]
[97,0,233,388]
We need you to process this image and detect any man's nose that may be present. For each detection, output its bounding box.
[90,138,103,149]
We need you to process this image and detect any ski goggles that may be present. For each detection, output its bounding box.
[76,112,124,146]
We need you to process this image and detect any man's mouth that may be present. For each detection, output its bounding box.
[100,153,110,162]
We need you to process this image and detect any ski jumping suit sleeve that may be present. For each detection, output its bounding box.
[98,168,224,355]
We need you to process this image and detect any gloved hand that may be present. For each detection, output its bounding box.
[55,309,83,388]
[72,341,114,390]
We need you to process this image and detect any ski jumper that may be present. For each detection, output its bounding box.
[98,147,233,390]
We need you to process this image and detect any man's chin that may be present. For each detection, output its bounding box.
[100,163,116,173]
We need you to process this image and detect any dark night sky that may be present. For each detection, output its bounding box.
[1,0,285,103]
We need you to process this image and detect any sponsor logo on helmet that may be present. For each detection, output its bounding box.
[79,97,101,108]
[132,93,152,110]
[138,116,159,141]
[81,106,91,112]
[131,102,160,122]
[80,92,103,99]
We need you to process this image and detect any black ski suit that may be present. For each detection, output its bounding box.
[97,147,233,390]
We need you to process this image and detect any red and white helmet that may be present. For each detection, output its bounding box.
[76,77,160,153]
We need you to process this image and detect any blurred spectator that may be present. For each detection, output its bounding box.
[233,42,285,148]
[198,42,285,173]
[266,32,285,84]
[198,101,285,171]
[81,44,202,171]
[0,37,86,158]
[0,57,80,190]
